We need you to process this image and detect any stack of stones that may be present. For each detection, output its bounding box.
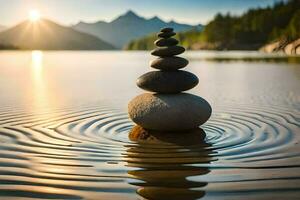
[128,27,212,132]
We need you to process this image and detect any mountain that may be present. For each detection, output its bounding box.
[0,19,115,50]
[73,10,200,48]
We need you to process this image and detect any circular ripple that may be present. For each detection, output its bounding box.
[53,103,300,167]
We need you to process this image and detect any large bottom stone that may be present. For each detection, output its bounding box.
[128,93,212,131]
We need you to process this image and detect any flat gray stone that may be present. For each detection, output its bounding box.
[136,70,199,93]
[128,93,212,131]
[151,46,185,57]
[151,57,189,70]
[160,27,173,32]
[155,38,179,47]
[157,31,176,38]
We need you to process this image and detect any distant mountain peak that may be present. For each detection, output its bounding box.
[77,21,87,25]
[124,10,139,17]
[149,16,164,23]
[115,10,143,21]
[151,16,160,20]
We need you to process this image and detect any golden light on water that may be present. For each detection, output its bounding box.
[30,50,48,111]
[31,50,43,72]
[29,51,62,113]
[29,9,41,22]
[31,50,44,92]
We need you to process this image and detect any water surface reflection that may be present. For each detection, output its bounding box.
[126,126,215,200]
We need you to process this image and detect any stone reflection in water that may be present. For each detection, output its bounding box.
[126,126,215,200]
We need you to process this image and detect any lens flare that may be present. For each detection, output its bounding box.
[29,9,41,22]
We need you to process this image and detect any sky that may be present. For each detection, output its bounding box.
[0,0,284,26]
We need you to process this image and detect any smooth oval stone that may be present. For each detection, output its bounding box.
[155,38,179,47]
[160,27,173,32]
[136,71,199,93]
[157,31,176,38]
[128,93,212,131]
[151,46,185,57]
[151,57,188,70]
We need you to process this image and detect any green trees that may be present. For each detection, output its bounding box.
[285,10,300,40]
[201,0,300,50]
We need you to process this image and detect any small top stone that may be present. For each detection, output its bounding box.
[157,31,176,39]
[160,27,173,32]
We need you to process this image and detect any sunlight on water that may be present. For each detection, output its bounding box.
[31,51,43,86]
[31,50,49,112]
[32,51,43,67]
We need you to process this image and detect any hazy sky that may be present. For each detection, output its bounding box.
[0,0,283,26]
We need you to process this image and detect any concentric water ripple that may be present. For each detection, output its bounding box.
[0,102,299,200]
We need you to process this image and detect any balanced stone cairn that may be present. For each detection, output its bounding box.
[128,27,212,131]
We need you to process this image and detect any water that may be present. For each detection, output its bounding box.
[0,50,299,200]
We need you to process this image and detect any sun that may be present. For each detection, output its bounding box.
[29,10,41,22]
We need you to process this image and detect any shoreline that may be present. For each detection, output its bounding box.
[260,38,300,55]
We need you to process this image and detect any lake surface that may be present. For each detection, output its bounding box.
[0,51,299,200]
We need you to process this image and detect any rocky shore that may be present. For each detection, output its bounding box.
[260,38,300,55]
